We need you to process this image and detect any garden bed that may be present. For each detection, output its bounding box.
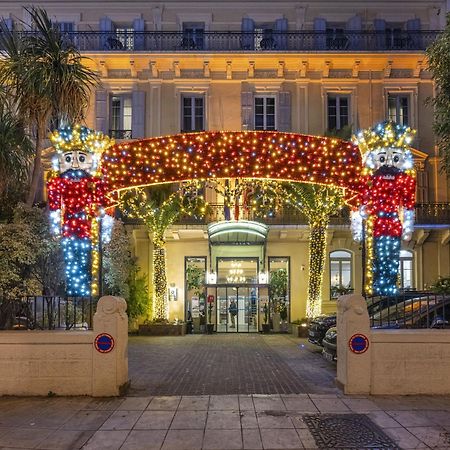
[138,323,186,336]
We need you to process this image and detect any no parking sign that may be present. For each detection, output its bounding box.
[94,333,115,354]
[348,333,369,354]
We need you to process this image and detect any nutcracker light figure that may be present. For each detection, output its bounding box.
[47,125,113,297]
[351,122,416,296]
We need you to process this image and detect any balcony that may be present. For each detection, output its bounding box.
[7,30,439,53]
[176,203,450,227]
[109,129,132,139]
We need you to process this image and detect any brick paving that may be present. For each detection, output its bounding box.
[1,394,450,449]
[128,334,338,396]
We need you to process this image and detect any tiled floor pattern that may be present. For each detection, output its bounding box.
[128,334,337,395]
[0,394,450,449]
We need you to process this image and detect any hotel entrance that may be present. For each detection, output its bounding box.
[216,286,258,332]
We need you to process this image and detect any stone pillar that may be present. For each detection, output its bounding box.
[92,296,129,397]
[336,294,371,394]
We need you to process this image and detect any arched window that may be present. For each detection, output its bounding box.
[330,250,353,299]
[399,250,414,290]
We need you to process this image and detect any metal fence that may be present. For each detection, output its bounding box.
[367,291,450,329]
[1,30,440,53]
[0,296,97,330]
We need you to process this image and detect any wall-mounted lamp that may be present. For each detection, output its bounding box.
[258,272,268,284]
[169,284,178,301]
[206,271,217,284]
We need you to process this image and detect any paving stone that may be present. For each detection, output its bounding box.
[117,397,152,411]
[178,396,210,411]
[386,410,435,427]
[365,410,403,428]
[206,410,241,429]
[240,410,258,429]
[209,395,239,410]
[61,410,112,431]
[134,410,175,430]
[252,395,286,411]
[256,411,294,429]
[36,430,93,450]
[203,429,243,450]
[120,430,167,450]
[0,428,53,448]
[238,396,254,411]
[259,428,303,449]
[161,429,203,450]
[100,410,142,430]
[147,396,181,410]
[170,410,207,429]
[242,428,263,450]
[84,398,125,411]
[310,398,351,413]
[82,430,128,450]
[383,427,429,449]
[420,410,450,427]
[407,426,450,448]
[341,398,382,413]
[296,428,318,448]
[128,335,336,396]
[281,396,318,413]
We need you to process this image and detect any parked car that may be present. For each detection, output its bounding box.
[322,327,337,361]
[308,315,336,346]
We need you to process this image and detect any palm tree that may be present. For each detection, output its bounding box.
[0,100,33,201]
[0,7,99,206]
[121,184,207,321]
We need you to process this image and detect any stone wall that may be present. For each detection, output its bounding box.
[0,296,128,397]
[336,293,450,395]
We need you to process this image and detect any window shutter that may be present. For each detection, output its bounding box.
[277,91,291,132]
[406,18,421,48]
[313,18,327,50]
[275,18,288,50]
[133,18,145,50]
[373,19,386,50]
[346,15,362,31]
[406,18,420,31]
[241,91,254,130]
[241,17,255,50]
[346,15,362,50]
[99,16,113,49]
[3,18,13,31]
[95,90,108,135]
[131,90,146,138]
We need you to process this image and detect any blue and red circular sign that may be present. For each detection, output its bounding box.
[94,333,115,353]
[349,333,369,354]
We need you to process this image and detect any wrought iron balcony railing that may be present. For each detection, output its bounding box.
[109,129,132,139]
[4,30,440,53]
[176,203,450,226]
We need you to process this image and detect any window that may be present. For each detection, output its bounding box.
[330,250,353,299]
[268,257,290,323]
[217,258,258,284]
[255,26,275,50]
[399,250,414,290]
[327,94,349,131]
[182,22,204,49]
[110,95,132,139]
[57,22,74,32]
[185,257,207,327]
[182,95,204,132]
[254,96,276,130]
[326,27,347,50]
[385,26,403,49]
[388,94,409,126]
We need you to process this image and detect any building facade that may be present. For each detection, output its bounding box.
[2,0,449,329]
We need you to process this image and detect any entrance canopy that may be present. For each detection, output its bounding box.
[208,220,269,245]
[102,131,363,202]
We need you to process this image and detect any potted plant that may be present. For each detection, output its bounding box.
[261,303,270,333]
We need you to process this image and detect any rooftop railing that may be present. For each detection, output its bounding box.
[4,30,439,53]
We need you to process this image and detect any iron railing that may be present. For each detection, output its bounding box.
[109,129,132,139]
[0,296,96,330]
[3,30,440,53]
[176,203,450,226]
[367,291,450,329]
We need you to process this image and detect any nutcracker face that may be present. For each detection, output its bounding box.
[365,147,413,171]
[59,149,94,174]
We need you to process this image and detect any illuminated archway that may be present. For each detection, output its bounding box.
[102,131,363,202]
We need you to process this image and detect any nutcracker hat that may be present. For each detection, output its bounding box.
[50,124,113,155]
[353,121,415,159]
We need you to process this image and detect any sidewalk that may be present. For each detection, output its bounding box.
[0,393,449,449]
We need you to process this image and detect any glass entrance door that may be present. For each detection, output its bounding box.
[216,286,258,333]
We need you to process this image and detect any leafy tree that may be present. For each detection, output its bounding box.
[120,183,206,321]
[0,204,64,298]
[426,15,450,174]
[0,7,99,205]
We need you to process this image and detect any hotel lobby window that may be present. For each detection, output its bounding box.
[268,257,290,325]
[330,250,353,299]
[185,257,207,331]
